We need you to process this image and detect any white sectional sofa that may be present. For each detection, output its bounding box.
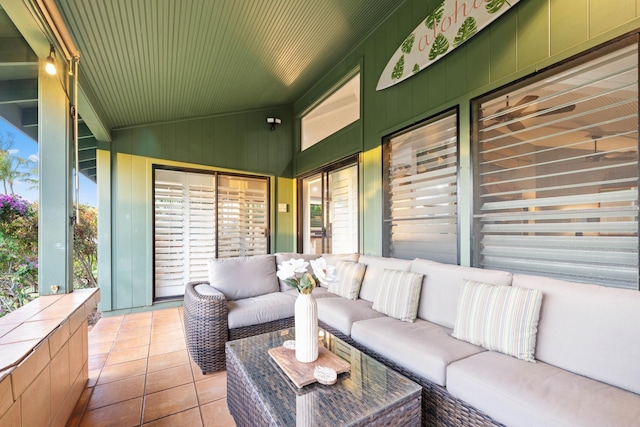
[183,253,640,427]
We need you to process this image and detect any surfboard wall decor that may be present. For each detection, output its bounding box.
[377,0,521,91]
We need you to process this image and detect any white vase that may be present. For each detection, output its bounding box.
[295,293,318,363]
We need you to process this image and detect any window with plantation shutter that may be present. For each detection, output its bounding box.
[217,175,268,258]
[154,168,269,299]
[473,39,639,290]
[384,111,459,263]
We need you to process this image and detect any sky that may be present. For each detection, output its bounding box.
[0,117,97,207]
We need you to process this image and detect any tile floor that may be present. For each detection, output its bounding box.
[68,307,236,427]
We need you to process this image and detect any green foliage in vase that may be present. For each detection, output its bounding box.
[401,33,415,54]
[391,55,405,80]
[454,16,478,47]
[429,34,449,61]
[425,1,445,29]
[486,0,512,14]
[412,63,420,74]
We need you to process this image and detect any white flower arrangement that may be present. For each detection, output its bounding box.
[276,257,338,294]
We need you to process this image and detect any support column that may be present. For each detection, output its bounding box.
[38,58,73,295]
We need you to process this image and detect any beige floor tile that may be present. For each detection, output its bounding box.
[113,334,151,351]
[88,331,118,345]
[143,383,198,423]
[88,353,108,371]
[116,327,151,341]
[88,340,113,355]
[151,322,185,335]
[150,328,185,343]
[145,363,193,395]
[143,407,203,427]
[148,349,190,372]
[105,345,149,366]
[88,375,145,410]
[80,397,143,427]
[120,317,152,330]
[97,358,147,385]
[195,372,227,404]
[149,337,186,356]
[201,398,236,427]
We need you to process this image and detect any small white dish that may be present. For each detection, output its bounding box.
[283,340,296,350]
[314,366,337,385]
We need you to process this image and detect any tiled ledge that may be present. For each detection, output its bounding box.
[0,288,100,427]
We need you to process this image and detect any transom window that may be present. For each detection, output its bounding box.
[301,72,360,150]
[473,38,639,290]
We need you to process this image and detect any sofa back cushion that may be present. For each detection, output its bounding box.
[513,274,640,395]
[357,256,413,302]
[208,254,278,300]
[411,259,513,329]
[275,253,319,291]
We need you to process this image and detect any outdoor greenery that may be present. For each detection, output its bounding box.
[0,131,97,317]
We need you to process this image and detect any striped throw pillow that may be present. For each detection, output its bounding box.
[328,261,367,300]
[453,279,543,362]
[372,269,424,322]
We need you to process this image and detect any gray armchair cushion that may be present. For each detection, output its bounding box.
[227,292,296,329]
[208,254,278,300]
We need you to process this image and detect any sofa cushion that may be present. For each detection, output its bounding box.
[321,253,360,267]
[372,269,423,322]
[351,317,485,386]
[357,256,413,302]
[328,261,366,300]
[227,292,296,329]
[411,259,513,329]
[317,298,385,336]
[513,273,640,395]
[447,351,640,427]
[453,280,542,362]
[208,254,278,300]
[275,253,319,292]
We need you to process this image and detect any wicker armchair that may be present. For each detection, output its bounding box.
[183,281,229,374]
[183,280,296,374]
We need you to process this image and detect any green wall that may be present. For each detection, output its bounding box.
[292,0,640,259]
[101,106,295,311]
[100,0,640,312]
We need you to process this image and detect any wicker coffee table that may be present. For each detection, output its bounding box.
[226,328,421,426]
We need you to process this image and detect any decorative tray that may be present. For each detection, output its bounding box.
[268,345,350,388]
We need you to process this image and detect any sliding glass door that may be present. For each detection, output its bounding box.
[153,167,269,299]
[299,158,359,255]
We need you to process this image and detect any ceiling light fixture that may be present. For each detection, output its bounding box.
[45,44,56,75]
[266,117,281,130]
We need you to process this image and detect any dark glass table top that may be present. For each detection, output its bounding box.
[226,328,421,426]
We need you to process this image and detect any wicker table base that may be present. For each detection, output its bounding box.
[226,328,422,427]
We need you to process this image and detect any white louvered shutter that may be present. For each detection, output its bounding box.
[385,112,458,263]
[474,42,638,289]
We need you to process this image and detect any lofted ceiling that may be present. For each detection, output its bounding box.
[54,0,401,131]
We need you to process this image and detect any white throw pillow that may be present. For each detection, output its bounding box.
[372,269,424,322]
[453,279,543,362]
[328,261,366,300]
